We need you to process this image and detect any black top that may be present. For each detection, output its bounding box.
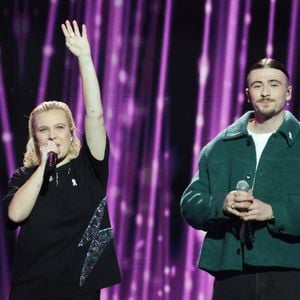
[2,137,121,299]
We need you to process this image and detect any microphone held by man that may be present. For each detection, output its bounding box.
[236,180,254,248]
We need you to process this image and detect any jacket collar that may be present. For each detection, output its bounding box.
[223,110,300,146]
[223,111,252,140]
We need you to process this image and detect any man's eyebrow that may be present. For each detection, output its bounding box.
[249,80,263,87]
[249,79,282,87]
[268,79,282,83]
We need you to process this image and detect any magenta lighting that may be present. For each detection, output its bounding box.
[36,0,58,104]
[0,66,16,177]
[182,1,213,300]
[235,0,252,120]
[141,1,173,299]
[2,1,300,299]
[287,0,300,111]
[266,0,276,58]
[0,63,13,300]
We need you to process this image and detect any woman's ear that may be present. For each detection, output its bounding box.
[70,129,74,143]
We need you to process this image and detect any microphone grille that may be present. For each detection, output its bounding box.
[236,180,250,191]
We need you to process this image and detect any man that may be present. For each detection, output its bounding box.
[181,58,300,299]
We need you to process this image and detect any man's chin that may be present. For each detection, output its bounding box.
[256,109,283,121]
[261,112,275,120]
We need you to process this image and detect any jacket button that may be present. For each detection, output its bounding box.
[246,174,251,180]
[236,249,241,255]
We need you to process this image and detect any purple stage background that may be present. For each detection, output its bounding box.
[1,0,300,299]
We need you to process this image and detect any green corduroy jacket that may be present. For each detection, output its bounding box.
[181,110,300,274]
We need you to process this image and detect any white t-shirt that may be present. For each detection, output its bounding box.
[248,129,274,169]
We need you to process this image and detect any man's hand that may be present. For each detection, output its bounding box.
[240,199,274,221]
[223,190,254,217]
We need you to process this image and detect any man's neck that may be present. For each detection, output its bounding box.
[248,111,285,134]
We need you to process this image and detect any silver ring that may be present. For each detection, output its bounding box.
[231,203,236,210]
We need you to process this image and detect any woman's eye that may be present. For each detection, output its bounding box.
[57,126,65,130]
[39,128,47,132]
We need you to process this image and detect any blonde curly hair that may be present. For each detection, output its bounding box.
[23,101,81,167]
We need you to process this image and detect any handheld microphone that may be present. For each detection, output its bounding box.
[47,151,57,172]
[236,180,253,248]
[236,180,249,192]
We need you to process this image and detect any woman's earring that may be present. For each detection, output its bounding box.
[70,136,74,143]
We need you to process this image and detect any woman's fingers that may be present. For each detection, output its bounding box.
[82,24,87,38]
[65,20,74,35]
[73,20,81,36]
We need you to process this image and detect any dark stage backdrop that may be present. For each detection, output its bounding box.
[1,1,300,299]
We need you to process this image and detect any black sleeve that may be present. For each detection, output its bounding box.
[1,167,34,230]
[79,135,110,187]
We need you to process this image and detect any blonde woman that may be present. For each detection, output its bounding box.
[3,20,121,299]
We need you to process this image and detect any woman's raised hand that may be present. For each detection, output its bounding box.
[61,20,91,58]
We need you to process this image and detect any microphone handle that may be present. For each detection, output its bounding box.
[236,180,253,248]
[47,152,57,171]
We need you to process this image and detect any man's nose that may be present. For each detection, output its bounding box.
[261,85,270,97]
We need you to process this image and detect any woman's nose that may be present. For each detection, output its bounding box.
[48,130,57,140]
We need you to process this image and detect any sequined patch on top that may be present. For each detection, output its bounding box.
[78,197,114,286]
